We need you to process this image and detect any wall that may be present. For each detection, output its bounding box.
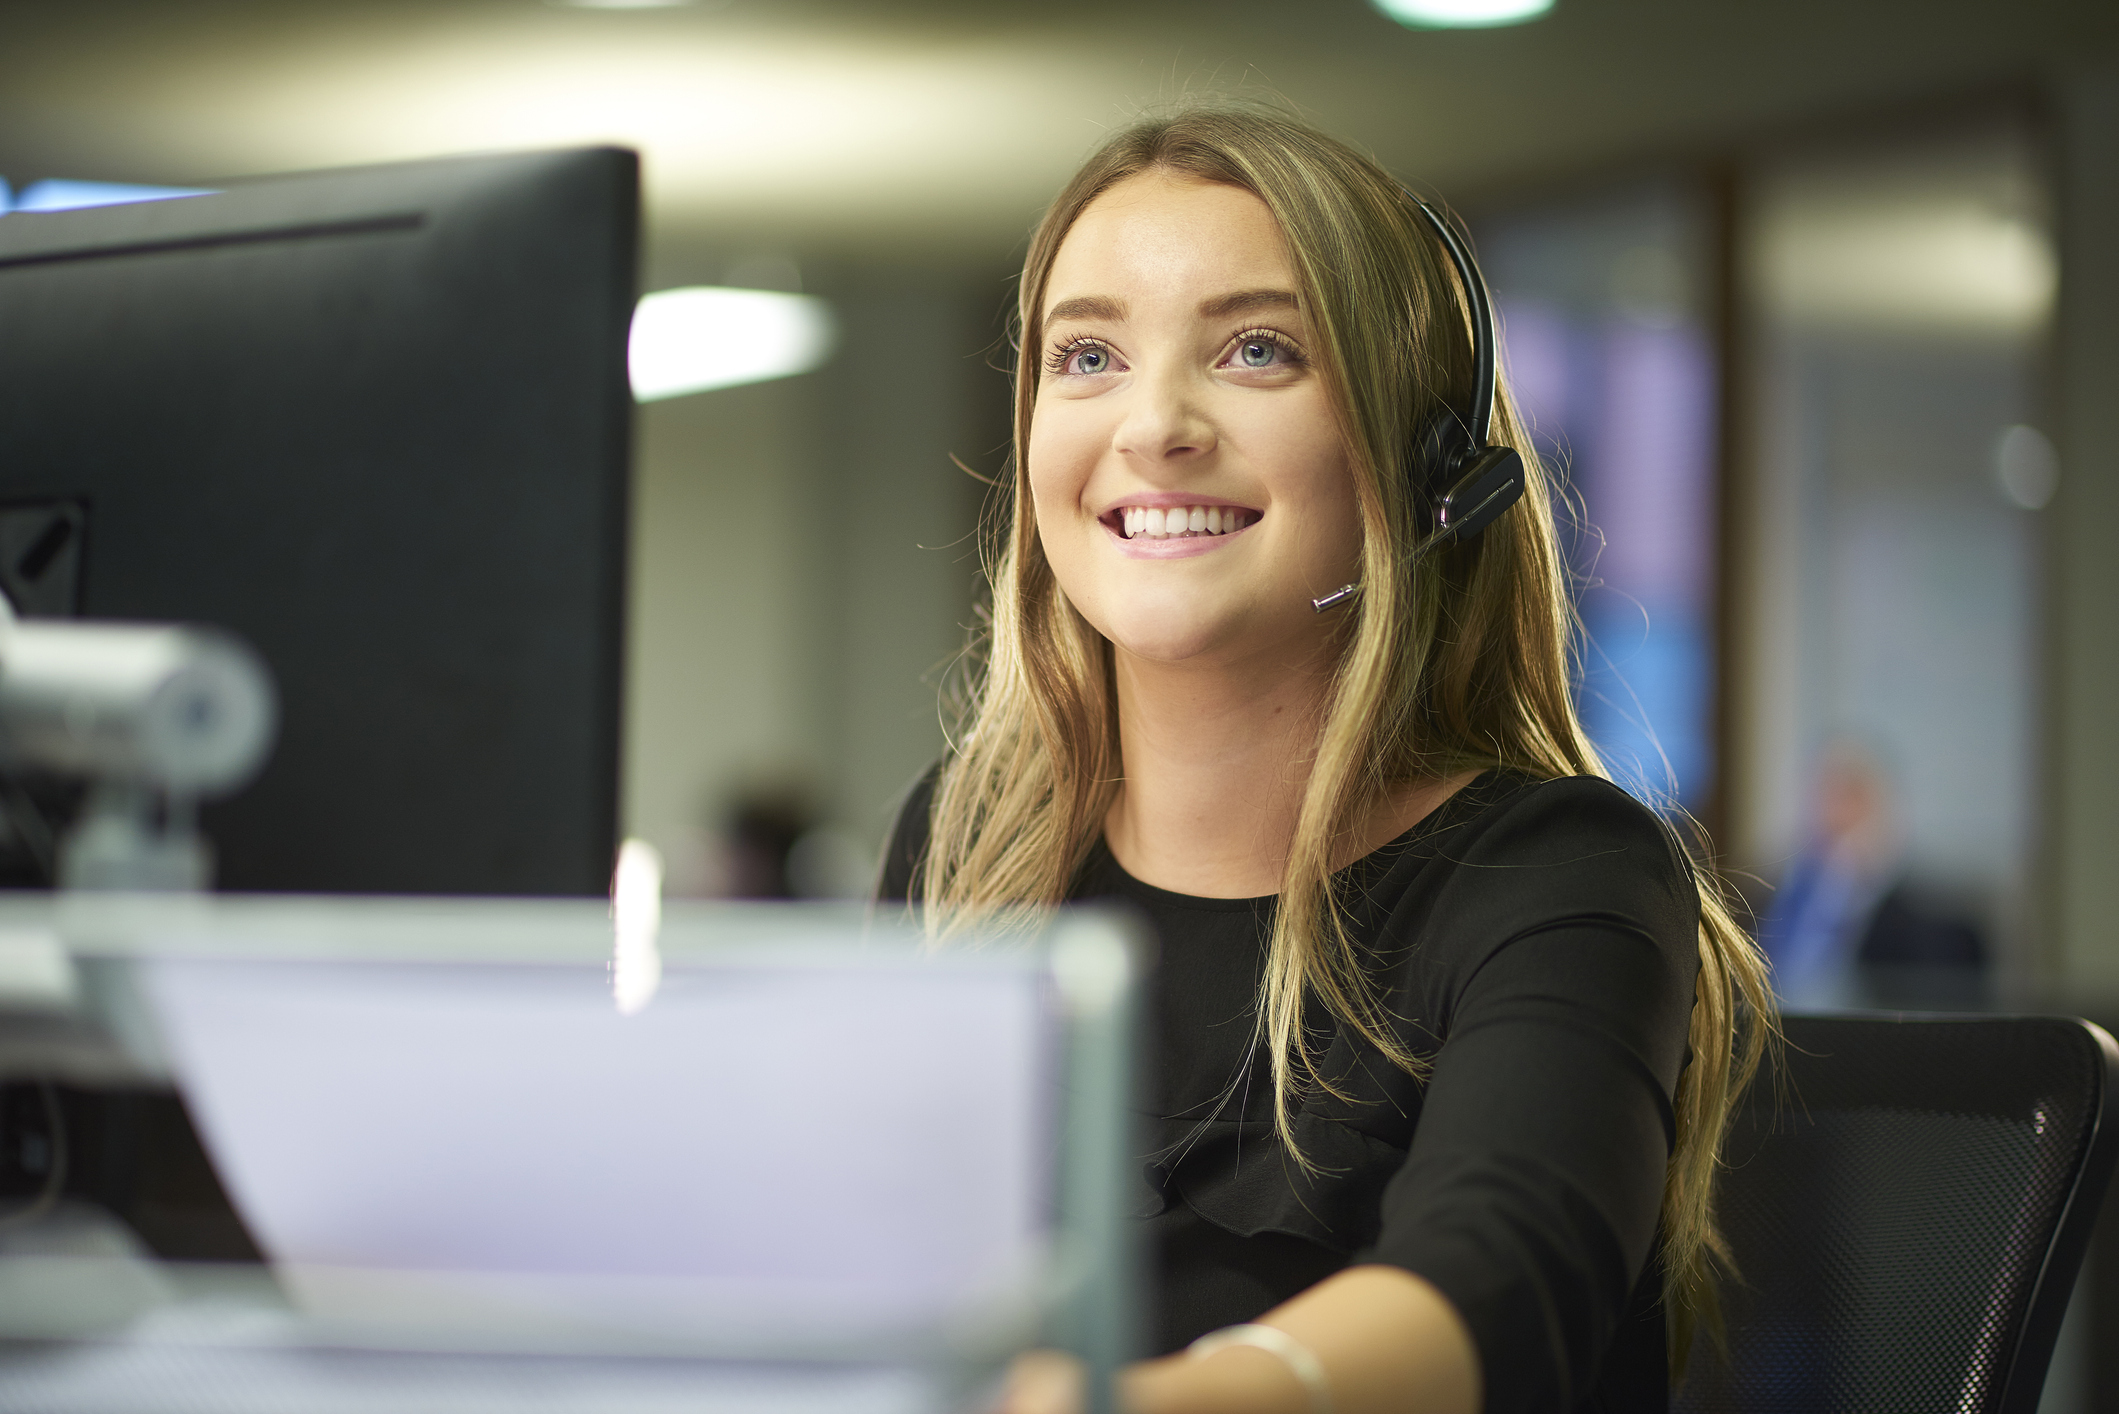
[2051,69,2119,997]
[620,263,1007,894]
[622,371,832,893]
[815,279,1006,848]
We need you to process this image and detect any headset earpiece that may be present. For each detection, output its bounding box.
[1431,445,1526,546]
[1410,409,1466,499]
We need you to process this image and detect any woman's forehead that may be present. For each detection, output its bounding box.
[1043,173,1295,319]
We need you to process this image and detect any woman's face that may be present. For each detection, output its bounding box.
[1028,171,1362,671]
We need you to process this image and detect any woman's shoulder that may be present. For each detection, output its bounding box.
[1368,770,1700,958]
[1434,771,1690,866]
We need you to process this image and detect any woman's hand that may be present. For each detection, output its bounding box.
[995,1350,1087,1414]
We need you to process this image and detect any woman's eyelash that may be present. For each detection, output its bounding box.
[1044,336,1111,376]
[1224,328,1307,364]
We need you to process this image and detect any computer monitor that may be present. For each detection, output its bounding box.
[0,147,637,895]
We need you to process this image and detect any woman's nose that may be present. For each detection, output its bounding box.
[1111,367,1216,469]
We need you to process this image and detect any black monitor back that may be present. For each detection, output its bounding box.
[0,147,637,895]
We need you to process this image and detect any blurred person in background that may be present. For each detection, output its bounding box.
[683,777,871,900]
[1760,741,1987,1011]
[718,781,814,899]
[879,104,1773,1414]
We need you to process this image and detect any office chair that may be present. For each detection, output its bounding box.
[1675,1013,2119,1414]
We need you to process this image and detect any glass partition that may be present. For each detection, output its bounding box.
[1731,115,2052,1009]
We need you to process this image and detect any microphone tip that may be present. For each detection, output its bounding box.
[1311,583,1361,614]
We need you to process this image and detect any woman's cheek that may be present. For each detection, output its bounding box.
[1026,408,1093,506]
[1035,509,1106,634]
[1026,414,1102,563]
[1267,426,1361,583]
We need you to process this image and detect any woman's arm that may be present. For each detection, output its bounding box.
[1004,1266,1478,1414]
[1132,1265,1479,1414]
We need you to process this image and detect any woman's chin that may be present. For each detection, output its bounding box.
[1077,579,1337,670]
[1108,632,1220,666]
[1097,608,1270,668]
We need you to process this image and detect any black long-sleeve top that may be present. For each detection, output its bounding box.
[879,770,1700,1414]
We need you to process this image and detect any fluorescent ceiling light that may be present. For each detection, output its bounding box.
[1372,0,1554,27]
[11,179,214,212]
[1760,202,2054,335]
[629,286,835,402]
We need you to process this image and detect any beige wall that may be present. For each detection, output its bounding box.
[2050,67,2119,995]
[619,266,1002,893]
[813,281,999,846]
[621,372,832,892]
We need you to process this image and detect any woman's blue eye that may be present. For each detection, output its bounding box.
[1073,347,1108,373]
[1238,339,1277,367]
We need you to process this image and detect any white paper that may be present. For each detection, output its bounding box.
[142,954,1055,1346]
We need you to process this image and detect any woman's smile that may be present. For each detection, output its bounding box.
[1100,495,1261,557]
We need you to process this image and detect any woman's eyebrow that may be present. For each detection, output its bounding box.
[1199,288,1299,319]
[1044,294,1126,324]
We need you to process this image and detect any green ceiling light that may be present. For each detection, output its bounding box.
[1372,0,1554,28]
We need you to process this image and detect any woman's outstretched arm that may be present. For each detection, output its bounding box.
[1004,1266,1479,1414]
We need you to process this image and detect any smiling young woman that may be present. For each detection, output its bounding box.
[878,104,1773,1414]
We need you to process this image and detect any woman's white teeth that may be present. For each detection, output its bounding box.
[1121,505,1250,539]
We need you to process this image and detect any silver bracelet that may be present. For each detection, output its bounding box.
[1187,1323,1334,1414]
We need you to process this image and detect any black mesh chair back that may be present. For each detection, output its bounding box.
[1676,1014,2119,1414]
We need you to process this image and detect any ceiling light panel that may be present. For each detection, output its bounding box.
[629,287,836,401]
[1372,0,1554,29]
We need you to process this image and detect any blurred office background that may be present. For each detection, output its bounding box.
[2,0,2117,1400]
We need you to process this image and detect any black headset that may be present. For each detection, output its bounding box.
[1310,196,1527,614]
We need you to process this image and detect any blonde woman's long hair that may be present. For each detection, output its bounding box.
[916,102,1773,1364]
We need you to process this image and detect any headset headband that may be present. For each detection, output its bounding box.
[1408,197,1497,454]
[1308,192,1527,614]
